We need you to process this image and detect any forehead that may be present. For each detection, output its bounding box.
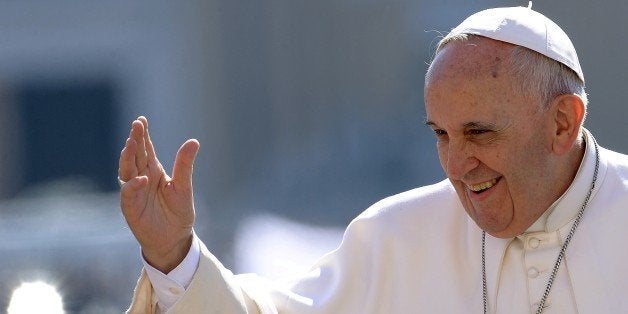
[428,35,515,76]
[424,37,527,127]
[427,37,515,89]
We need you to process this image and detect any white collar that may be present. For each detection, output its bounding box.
[524,129,598,234]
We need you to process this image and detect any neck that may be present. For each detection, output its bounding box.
[523,134,587,234]
[557,135,587,200]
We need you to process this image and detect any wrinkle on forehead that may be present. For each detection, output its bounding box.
[426,37,514,86]
[423,37,527,127]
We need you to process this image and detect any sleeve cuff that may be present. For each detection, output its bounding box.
[142,232,201,310]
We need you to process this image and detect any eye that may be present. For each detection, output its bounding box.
[431,129,449,142]
[468,129,489,136]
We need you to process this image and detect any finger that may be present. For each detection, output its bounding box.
[137,116,169,187]
[120,176,149,218]
[118,138,138,181]
[131,119,148,173]
[171,139,200,191]
[137,116,159,164]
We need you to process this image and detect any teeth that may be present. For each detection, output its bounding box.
[468,178,498,192]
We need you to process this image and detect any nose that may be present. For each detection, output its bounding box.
[441,139,479,180]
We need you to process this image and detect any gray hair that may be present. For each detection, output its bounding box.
[432,34,588,113]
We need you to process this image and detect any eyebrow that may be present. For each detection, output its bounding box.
[423,120,497,129]
[423,116,440,127]
[462,121,497,129]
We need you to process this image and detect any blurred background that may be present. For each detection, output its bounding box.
[0,0,626,312]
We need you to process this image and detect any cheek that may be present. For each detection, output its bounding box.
[500,140,550,199]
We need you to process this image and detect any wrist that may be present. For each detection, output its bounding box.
[142,232,194,273]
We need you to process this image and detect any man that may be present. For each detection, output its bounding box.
[119,6,628,313]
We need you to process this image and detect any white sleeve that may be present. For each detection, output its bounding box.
[142,232,201,312]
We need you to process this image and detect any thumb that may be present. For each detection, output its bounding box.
[171,139,200,191]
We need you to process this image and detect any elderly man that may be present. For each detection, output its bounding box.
[119,6,628,314]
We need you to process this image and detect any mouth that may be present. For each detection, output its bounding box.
[467,177,501,194]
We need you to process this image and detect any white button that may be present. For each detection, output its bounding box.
[528,237,541,249]
[527,267,539,278]
[169,287,180,295]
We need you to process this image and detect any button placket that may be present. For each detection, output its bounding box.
[523,232,561,309]
[531,301,551,312]
[528,237,541,249]
[527,266,540,279]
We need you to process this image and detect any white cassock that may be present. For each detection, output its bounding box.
[127,130,628,314]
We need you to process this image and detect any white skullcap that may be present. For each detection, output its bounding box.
[445,6,584,82]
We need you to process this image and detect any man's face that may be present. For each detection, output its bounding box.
[424,37,558,238]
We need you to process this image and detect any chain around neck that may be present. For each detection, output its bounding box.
[482,136,600,314]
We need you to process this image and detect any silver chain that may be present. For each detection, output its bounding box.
[482,231,488,314]
[482,136,600,314]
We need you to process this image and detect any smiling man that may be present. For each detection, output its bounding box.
[424,34,586,239]
[121,6,628,314]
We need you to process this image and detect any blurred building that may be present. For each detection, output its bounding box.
[0,0,626,312]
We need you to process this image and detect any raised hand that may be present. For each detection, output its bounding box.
[118,116,200,273]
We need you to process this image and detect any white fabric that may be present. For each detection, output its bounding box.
[492,130,598,312]
[136,130,628,313]
[446,6,584,82]
[143,233,200,312]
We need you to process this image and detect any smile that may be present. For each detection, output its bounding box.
[467,177,500,193]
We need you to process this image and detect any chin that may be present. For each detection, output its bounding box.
[473,213,519,238]
[483,227,522,239]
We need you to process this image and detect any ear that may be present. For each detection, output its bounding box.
[550,94,585,155]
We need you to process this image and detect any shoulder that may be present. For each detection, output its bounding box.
[330,179,474,262]
[346,179,466,235]
[600,147,628,184]
[602,147,628,169]
[357,179,457,219]
[587,146,628,220]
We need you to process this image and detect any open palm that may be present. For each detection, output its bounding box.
[118,116,200,273]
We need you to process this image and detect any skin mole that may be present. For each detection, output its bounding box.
[491,56,501,78]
